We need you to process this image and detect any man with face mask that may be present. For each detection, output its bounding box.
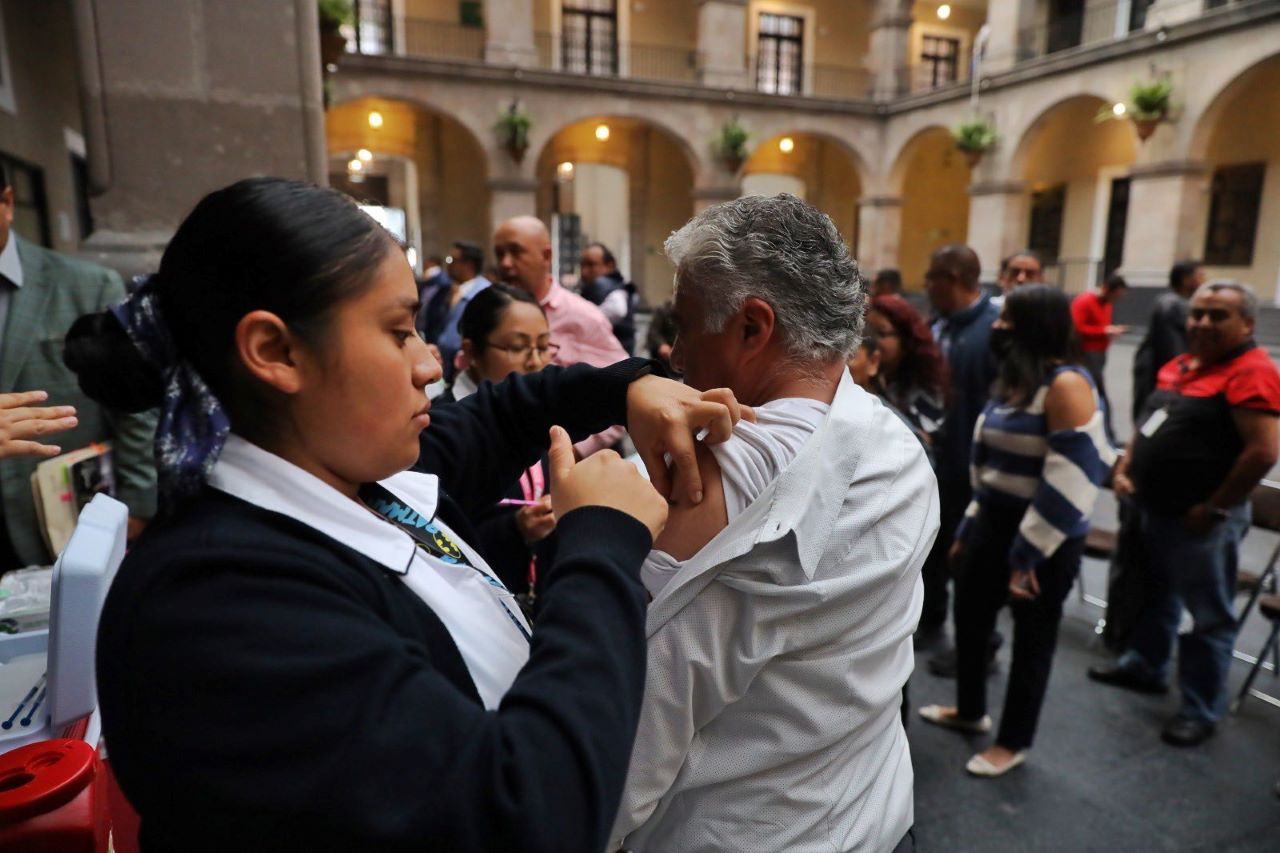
[1090,281,1280,747]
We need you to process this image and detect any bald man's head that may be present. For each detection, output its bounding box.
[494,216,553,300]
[924,244,983,316]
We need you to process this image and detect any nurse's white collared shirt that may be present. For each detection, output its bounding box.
[208,434,530,709]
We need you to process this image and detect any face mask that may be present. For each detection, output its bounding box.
[988,326,1015,359]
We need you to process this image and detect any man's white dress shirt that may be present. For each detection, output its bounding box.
[613,371,939,852]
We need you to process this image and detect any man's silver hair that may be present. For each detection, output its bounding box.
[1195,279,1259,320]
[664,194,865,361]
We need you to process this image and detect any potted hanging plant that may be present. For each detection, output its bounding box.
[951,117,997,168]
[318,0,352,67]
[495,103,532,164]
[712,118,751,174]
[1129,78,1173,141]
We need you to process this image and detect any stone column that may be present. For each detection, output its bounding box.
[488,178,539,235]
[1119,161,1208,288]
[869,1,912,100]
[484,0,538,67]
[856,196,902,273]
[697,0,750,89]
[692,185,740,214]
[966,181,1028,283]
[982,0,1034,74]
[77,0,325,277]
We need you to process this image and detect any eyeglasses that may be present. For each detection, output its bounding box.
[486,341,561,361]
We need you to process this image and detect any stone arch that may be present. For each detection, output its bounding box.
[888,125,972,289]
[325,95,492,263]
[743,130,865,249]
[1187,51,1280,162]
[533,114,700,304]
[531,109,704,186]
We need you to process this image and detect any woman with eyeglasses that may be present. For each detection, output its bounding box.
[441,283,560,604]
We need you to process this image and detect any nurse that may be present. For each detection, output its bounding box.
[64,177,747,851]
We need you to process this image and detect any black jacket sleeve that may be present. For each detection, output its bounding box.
[417,357,655,516]
[100,506,652,853]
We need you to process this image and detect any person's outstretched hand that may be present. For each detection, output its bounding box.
[0,391,78,460]
[626,377,754,505]
[548,425,667,542]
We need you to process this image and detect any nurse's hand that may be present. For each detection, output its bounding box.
[627,377,754,505]
[549,426,667,541]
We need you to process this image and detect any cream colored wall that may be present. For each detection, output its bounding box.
[326,98,490,256]
[1198,57,1280,300]
[641,128,693,304]
[630,0,697,48]
[810,0,872,72]
[0,0,85,252]
[404,0,460,21]
[898,129,970,290]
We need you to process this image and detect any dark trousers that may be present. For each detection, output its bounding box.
[920,474,970,632]
[1080,349,1115,446]
[954,502,1084,750]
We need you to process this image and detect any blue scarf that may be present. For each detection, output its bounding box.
[111,275,231,503]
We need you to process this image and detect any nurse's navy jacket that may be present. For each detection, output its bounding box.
[96,359,656,852]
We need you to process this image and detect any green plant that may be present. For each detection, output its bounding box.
[318,0,353,32]
[1129,78,1173,119]
[951,117,997,153]
[495,103,532,153]
[712,118,751,163]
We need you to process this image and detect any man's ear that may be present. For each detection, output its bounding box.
[740,297,776,355]
[234,310,305,395]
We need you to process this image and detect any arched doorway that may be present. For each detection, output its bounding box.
[536,115,696,304]
[743,132,862,250]
[327,96,491,273]
[1012,95,1137,293]
[890,125,972,290]
[1190,53,1280,301]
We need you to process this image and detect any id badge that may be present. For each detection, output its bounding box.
[1139,407,1169,438]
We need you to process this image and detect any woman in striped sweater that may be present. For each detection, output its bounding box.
[920,284,1115,776]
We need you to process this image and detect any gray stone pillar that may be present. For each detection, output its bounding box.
[966,181,1028,283]
[697,0,750,89]
[1119,161,1208,288]
[869,1,912,100]
[982,0,1032,74]
[484,0,538,67]
[1145,0,1208,30]
[692,185,740,214]
[77,0,325,277]
[856,196,902,273]
[488,178,539,236]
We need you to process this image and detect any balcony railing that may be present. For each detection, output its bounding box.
[344,19,486,62]
[747,55,873,100]
[1014,0,1265,63]
[533,32,699,84]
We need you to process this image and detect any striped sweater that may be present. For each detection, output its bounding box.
[955,365,1116,571]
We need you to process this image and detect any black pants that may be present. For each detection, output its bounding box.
[954,502,1084,750]
[920,474,970,632]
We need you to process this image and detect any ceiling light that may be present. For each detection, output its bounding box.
[368,110,384,128]
[595,124,611,141]
[937,4,951,20]
[357,148,372,162]
[557,161,575,178]
[779,136,795,154]
[1112,102,1127,116]
[348,158,363,172]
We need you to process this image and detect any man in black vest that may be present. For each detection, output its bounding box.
[579,242,636,354]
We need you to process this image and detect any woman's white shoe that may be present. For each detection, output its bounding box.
[965,750,1027,777]
[917,704,992,734]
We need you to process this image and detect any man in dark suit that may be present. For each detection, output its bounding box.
[578,242,637,354]
[0,164,157,570]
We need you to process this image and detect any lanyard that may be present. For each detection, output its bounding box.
[359,483,532,643]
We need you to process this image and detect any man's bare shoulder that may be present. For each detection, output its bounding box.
[652,442,728,562]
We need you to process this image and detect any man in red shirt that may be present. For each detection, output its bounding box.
[1070,273,1129,442]
[1090,281,1280,746]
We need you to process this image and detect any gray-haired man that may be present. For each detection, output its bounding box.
[612,195,937,851]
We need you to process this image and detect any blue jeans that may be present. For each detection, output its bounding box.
[1119,503,1250,723]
